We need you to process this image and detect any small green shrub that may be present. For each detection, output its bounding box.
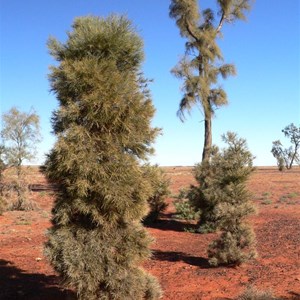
[6,182,37,211]
[15,215,32,226]
[174,198,200,221]
[279,192,299,204]
[261,199,272,205]
[15,220,31,226]
[197,222,216,234]
[142,164,170,224]
[286,192,299,198]
[279,195,287,203]
[262,192,271,198]
[172,188,201,232]
[40,211,50,218]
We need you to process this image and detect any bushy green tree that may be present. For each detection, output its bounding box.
[271,123,300,171]
[169,0,252,161]
[142,164,170,224]
[44,15,162,300]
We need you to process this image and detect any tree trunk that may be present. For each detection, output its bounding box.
[202,117,212,162]
[288,143,299,169]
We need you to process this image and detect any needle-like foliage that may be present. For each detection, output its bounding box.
[142,164,170,224]
[44,15,162,300]
[200,132,256,265]
[185,133,256,265]
[170,0,252,161]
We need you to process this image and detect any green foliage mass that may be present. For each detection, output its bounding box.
[174,188,200,221]
[44,15,161,300]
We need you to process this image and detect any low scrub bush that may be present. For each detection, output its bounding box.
[174,188,200,221]
[4,180,37,211]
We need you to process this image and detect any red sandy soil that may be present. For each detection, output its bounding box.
[0,166,299,300]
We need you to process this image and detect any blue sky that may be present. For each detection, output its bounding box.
[1,0,299,166]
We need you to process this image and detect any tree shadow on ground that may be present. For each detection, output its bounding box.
[152,249,211,269]
[145,213,199,232]
[0,259,76,300]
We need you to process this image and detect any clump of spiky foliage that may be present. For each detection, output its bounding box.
[187,132,256,265]
[237,286,275,300]
[173,188,201,222]
[44,15,162,300]
[142,164,170,224]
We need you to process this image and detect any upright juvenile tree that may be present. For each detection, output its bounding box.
[169,0,252,161]
[44,16,162,300]
[205,133,256,266]
[185,132,256,265]
[142,164,170,224]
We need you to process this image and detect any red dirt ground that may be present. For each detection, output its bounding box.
[0,166,299,300]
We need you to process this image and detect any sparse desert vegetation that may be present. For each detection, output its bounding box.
[0,166,299,299]
[1,1,299,299]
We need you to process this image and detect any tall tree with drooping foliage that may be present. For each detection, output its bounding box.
[170,0,252,161]
[44,15,162,300]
